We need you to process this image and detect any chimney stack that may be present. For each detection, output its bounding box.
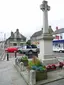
[56,26,58,30]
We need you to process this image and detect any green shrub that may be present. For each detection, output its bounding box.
[21,55,28,60]
[19,55,28,62]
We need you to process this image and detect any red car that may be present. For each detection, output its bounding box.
[5,47,18,53]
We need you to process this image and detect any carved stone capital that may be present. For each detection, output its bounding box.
[40,0,50,11]
[43,33,53,40]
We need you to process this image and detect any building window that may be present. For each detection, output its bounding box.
[58,44,60,47]
[17,38,21,41]
[54,43,58,47]
[55,35,59,40]
[63,43,64,49]
[13,43,17,46]
[60,34,62,39]
[60,36,62,39]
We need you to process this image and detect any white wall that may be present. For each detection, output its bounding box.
[53,33,64,40]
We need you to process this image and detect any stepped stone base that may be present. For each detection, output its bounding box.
[41,58,59,65]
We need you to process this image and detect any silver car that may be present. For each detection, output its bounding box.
[18,45,40,55]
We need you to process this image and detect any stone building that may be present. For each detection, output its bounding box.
[5,29,26,47]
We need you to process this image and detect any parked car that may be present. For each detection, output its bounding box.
[17,44,40,55]
[5,46,18,53]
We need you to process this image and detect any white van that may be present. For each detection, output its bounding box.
[53,47,64,52]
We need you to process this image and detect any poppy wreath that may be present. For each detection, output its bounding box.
[46,64,52,71]
[51,64,56,70]
[59,62,64,69]
[46,64,57,71]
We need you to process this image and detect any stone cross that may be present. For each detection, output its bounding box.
[40,0,50,34]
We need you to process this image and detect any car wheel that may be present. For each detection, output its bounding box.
[35,53,38,57]
[59,50,62,53]
[28,51,33,55]
[33,52,38,57]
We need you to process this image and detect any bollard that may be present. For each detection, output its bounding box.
[20,62,24,71]
[27,69,30,84]
[15,51,17,58]
[29,70,36,85]
[7,52,9,61]
[15,58,18,65]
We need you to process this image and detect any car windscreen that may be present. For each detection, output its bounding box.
[26,45,32,48]
[31,45,37,48]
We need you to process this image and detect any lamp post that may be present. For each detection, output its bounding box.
[0,32,3,41]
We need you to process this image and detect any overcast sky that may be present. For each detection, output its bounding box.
[0,0,64,40]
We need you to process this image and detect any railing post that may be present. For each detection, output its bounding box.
[7,52,9,61]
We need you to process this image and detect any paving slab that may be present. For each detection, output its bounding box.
[36,69,64,85]
[15,63,64,85]
[0,58,27,85]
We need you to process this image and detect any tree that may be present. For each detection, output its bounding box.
[26,40,31,45]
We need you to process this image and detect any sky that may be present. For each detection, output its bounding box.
[0,0,64,40]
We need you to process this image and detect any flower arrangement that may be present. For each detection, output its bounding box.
[28,56,46,71]
[46,64,57,71]
[46,61,64,71]
[27,56,47,81]
[59,62,64,69]
[19,55,28,66]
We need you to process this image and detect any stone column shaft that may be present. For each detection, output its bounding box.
[40,1,50,33]
[43,10,48,33]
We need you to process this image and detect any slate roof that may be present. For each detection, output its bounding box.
[6,33,26,40]
[54,28,64,34]
[5,29,26,43]
[31,30,42,39]
[14,32,26,39]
